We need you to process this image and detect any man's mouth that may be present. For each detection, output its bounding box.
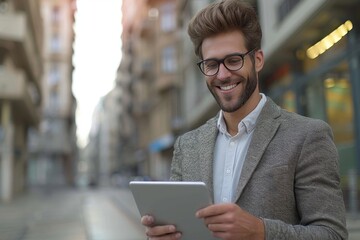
[219,83,238,91]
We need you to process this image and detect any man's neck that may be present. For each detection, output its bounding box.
[223,93,262,136]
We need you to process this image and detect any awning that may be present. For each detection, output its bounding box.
[149,133,175,153]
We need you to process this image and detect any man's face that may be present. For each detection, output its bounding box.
[201,30,263,113]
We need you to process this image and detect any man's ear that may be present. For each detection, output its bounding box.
[254,49,264,72]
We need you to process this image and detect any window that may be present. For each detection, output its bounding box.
[27,82,40,106]
[0,0,9,13]
[49,65,60,85]
[161,46,177,73]
[51,6,61,24]
[0,47,6,65]
[277,0,302,23]
[50,34,61,52]
[49,90,59,111]
[160,3,176,32]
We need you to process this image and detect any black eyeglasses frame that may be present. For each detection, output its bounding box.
[197,49,256,76]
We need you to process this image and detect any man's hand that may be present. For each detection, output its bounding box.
[196,203,265,240]
[141,215,182,239]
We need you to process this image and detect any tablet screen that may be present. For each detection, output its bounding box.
[129,181,217,240]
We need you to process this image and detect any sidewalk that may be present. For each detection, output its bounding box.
[0,187,145,240]
[0,188,85,240]
[83,189,144,240]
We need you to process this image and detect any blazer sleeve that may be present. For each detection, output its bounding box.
[170,136,183,181]
[263,119,348,240]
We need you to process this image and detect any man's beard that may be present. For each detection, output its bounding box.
[207,67,258,113]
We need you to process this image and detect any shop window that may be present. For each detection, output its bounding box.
[281,91,296,112]
[306,79,327,121]
[324,76,354,144]
[323,71,355,176]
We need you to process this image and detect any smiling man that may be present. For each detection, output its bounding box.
[141,0,348,239]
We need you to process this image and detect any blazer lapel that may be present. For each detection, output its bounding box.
[234,98,281,201]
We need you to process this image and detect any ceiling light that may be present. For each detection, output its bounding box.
[306,20,353,59]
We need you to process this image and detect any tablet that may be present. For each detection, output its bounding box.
[129,181,217,240]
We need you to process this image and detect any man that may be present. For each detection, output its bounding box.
[142,0,348,239]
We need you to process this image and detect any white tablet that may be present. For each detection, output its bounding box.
[129,181,217,240]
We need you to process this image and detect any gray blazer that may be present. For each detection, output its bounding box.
[170,98,348,239]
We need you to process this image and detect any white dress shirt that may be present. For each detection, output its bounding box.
[213,93,267,203]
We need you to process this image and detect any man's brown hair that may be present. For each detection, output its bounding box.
[187,0,262,58]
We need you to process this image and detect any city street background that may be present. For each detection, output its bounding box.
[1,0,360,239]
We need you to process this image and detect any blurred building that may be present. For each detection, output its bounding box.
[0,0,42,201]
[116,0,150,180]
[77,100,101,187]
[117,0,183,180]
[258,0,360,211]
[27,0,77,189]
[97,89,124,186]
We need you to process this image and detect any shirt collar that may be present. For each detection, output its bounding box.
[217,93,267,135]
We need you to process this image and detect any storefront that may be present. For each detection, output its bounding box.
[264,20,360,183]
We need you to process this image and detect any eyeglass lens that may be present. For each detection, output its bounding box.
[200,55,244,76]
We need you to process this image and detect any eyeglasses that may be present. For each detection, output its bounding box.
[197,49,255,76]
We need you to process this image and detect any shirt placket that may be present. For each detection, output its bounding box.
[221,137,237,203]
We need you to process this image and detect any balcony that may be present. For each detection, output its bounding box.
[0,11,42,91]
[0,68,40,125]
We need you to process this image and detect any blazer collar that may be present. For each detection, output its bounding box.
[198,98,281,202]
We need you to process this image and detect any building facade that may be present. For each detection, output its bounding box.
[0,0,43,201]
[117,0,187,180]
[27,0,77,188]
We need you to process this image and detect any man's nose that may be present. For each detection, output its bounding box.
[217,63,232,80]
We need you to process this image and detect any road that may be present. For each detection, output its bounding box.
[0,186,359,240]
[0,187,145,240]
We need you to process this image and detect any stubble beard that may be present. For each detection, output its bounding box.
[207,67,258,113]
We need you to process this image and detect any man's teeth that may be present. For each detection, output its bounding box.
[220,84,237,91]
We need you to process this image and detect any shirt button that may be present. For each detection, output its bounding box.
[226,169,231,174]
[222,197,228,202]
[230,141,235,147]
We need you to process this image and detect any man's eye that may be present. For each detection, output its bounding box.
[226,57,242,65]
[204,61,218,69]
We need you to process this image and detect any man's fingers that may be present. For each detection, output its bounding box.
[141,215,154,226]
[196,203,235,218]
[145,225,181,239]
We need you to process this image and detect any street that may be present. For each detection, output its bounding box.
[0,187,145,240]
[0,186,360,240]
